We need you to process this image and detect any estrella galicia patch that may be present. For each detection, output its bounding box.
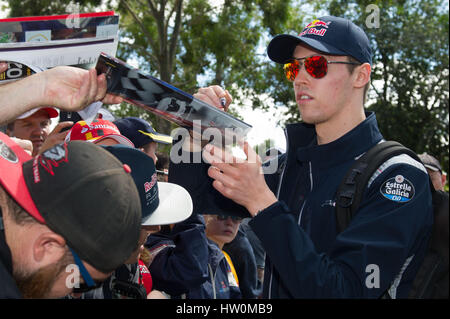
[380,175,415,203]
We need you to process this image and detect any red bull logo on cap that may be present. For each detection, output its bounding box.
[299,19,331,37]
[144,173,157,193]
[305,19,331,29]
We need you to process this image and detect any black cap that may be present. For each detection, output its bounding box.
[22,141,141,273]
[267,16,372,65]
[114,117,173,148]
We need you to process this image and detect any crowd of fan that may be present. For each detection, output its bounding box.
[1,13,447,300]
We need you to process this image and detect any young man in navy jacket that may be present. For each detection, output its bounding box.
[174,15,433,298]
[144,212,242,299]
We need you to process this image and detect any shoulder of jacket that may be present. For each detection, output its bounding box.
[367,153,428,188]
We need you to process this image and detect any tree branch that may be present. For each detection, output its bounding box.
[166,4,176,26]
[147,0,158,17]
[168,0,183,69]
[120,0,158,54]
[149,0,167,62]
[130,43,159,68]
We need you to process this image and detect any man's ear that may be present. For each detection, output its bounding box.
[353,63,371,89]
[32,231,67,264]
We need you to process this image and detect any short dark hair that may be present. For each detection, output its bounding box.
[156,152,169,170]
[346,56,370,105]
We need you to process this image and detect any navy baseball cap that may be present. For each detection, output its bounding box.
[103,144,192,225]
[114,117,173,148]
[267,16,372,65]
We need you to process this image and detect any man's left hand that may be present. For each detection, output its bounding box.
[202,140,277,217]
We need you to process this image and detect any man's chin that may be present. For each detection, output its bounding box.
[14,262,65,299]
[31,143,43,156]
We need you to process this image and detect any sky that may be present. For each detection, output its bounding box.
[0,1,8,17]
[235,100,287,151]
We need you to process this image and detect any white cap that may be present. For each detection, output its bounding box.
[141,182,193,226]
[17,107,59,120]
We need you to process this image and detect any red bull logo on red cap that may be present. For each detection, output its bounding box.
[299,19,331,37]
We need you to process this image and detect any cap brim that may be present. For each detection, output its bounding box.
[0,132,45,223]
[267,34,347,64]
[424,164,440,172]
[94,134,135,147]
[142,182,193,226]
[17,107,59,120]
[138,130,173,144]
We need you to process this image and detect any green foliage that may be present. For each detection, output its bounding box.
[254,3,310,118]
[268,0,449,173]
[6,0,102,16]
[327,0,449,174]
[113,0,293,134]
[5,0,448,173]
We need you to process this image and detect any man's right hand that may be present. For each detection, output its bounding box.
[193,85,232,112]
[0,65,124,125]
[38,121,74,155]
[39,66,123,112]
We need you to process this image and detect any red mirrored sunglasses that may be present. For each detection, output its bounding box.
[283,55,360,81]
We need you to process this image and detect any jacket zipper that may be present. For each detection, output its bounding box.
[208,263,217,299]
[298,162,313,224]
[269,131,313,298]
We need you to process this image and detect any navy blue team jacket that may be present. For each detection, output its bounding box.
[169,112,433,299]
[250,112,433,298]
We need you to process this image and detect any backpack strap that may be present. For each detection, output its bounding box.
[335,141,419,233]
[335,140,442,298]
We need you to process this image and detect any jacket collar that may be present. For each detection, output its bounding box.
[207,239,225,271]
[286,112,383,169]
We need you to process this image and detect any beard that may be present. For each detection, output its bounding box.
[13,258,68,299]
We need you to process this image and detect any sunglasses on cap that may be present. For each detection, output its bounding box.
[217,215,243,222]
[69,247,103,293]
[283,55,361,81]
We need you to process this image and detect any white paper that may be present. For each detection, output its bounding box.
[0,37,118,70]
[77,101,103,124]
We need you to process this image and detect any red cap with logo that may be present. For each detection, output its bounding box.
[0,132,44,223]
[65,119,134,147]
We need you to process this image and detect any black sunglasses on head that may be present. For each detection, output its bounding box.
[69,247,104,294]
[72,281,104,294]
